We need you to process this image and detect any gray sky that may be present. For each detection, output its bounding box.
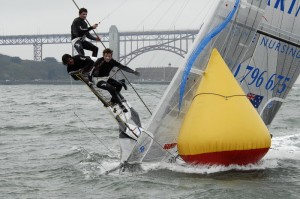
[0,0,299,84]
[0,0,211,68]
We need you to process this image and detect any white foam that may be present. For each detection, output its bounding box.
[140,133,300,174]
[266,133,300,160]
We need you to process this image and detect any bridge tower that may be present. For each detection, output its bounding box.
[33,43,43,61]
[109,25,120,60]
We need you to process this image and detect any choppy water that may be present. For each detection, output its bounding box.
[0,84,299,199]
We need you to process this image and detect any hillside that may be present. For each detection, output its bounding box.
[0,54,68,81]
[0,54,178,84]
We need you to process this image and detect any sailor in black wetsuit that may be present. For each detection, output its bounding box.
[62,49,140,112]
[71,8,100,57]
[61,54,94,80]
[88,48,140,112]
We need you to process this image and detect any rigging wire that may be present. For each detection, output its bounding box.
[133,0,166,31]
[149,0,179,31]
[77,146,108,172]
[68,78,110,172]
[186,1,213,29]
[143,0,192,69]
[99,0,130,23]
[73,111,119,158]
[167,0,191,30]
[120,70,152,115]
[73,115,109,172]
[140,131,186,163]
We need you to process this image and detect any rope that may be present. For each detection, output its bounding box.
[68,92,110,172]
[99,0,130,23]
[141,132,186,163]
[120,70,152,115]
[193,93,246,101]
[73,111,118,157]
[78,146,108,172]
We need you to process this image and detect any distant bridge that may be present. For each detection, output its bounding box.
[0,26,198,63]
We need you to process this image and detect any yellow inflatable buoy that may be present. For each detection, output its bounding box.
[177,49,271,165]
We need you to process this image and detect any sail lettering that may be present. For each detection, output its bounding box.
[268,0,300,16]
[288,0,297,14]
[259,36,300,59]
[274,0,284,11]
[234,64,291,94]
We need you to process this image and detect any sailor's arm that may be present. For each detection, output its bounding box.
[68,70,81,81]
[86,32,96,40]
[69,69,91,85]
[73,19,97,37]
[114,60,140,76]
[82,23,100,41]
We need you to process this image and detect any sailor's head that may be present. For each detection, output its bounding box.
[103,48,113,62]
[62,54,74,66]
[79,8,88,20]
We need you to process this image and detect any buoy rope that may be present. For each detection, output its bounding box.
[193,93,246,101]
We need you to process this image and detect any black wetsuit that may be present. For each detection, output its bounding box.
[89,58,136,107]
[92,57,136,77]
[71,17,98,57]
[67,55,94,80]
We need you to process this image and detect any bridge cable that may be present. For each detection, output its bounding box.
[71,0,151,116]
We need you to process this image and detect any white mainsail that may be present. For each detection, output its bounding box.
[127,0,269,163]
[127,0,300,165]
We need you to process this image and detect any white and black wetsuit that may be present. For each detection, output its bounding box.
[71,17,98,57]
[89,57,136,106]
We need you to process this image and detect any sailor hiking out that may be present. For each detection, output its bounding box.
[60,1,156,174]
[71,7,100,57]
[62,48,140,112]
[62,49,151,171]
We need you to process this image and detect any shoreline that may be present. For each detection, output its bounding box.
[0,80,171,85]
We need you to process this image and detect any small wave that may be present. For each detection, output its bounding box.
[70,146,118,161]
[267,133,300,160]
[76,158,123,178]
[0,125,38,131]
[140,160,278,175]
